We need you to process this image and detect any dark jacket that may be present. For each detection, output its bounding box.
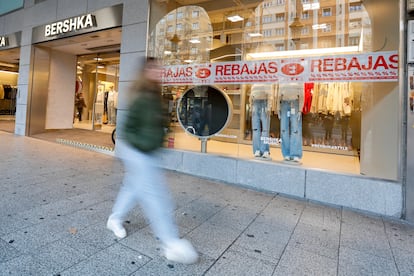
[124,90,165,153]
[75,95,86,109]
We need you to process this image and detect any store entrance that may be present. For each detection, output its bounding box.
[74,52,119,135]
[0,47,19,133]
[28,28,121,148]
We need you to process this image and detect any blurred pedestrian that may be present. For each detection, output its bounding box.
[106,57,198,264]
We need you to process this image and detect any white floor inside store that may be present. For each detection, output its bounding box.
[73,120,115,134]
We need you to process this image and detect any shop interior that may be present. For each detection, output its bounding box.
[27,28,121,143]
[0,47,19,133]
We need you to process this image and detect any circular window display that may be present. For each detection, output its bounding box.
[177,85,232,139]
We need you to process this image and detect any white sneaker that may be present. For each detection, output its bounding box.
[262,151,271,160]
[254,150,261,157]
[106,217,127,239]
[284,156,291,161]
[293,156,301,162]
[163,239,199,264]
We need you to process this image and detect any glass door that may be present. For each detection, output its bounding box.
[74,52,119,133]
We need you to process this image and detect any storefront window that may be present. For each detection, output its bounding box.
[149,0,401,180]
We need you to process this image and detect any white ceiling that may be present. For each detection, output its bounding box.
[40,28,122,55]
[0,28,122,69]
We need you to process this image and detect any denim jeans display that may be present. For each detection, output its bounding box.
[252,99,270,155]
[280,99,302,160]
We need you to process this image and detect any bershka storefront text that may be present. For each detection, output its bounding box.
[162,51,398,85]
[31,5,123,44]
[44,14,97,37]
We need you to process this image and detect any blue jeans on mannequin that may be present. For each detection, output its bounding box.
[252,99,270,155]
[280,99,303,160]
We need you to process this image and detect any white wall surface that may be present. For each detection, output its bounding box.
[46,50,76,129]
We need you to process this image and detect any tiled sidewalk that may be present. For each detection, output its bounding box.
[0,131,413,275]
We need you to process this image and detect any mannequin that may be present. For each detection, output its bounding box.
[277,83,304,163]
[107,86,118,125]
[95,87,105,124]
[249,83,275,160]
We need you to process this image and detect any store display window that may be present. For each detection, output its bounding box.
[148,0,401,180]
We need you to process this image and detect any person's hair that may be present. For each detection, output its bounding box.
[134,56,161,92]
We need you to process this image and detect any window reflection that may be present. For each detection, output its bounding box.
[148,0,400,179]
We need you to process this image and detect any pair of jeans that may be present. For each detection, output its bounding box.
[280,99,303,159]
[111,140,179,244]
[108,101,116,124]
[252,99,270,154]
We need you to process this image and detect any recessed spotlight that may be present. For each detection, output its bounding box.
[227,15,244,22]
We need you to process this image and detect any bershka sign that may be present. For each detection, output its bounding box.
[45,14,97,37]
[32,5,122,44]
[0,36,8,48]
[162,51,398,85]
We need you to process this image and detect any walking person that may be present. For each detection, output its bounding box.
[106,57,198,264]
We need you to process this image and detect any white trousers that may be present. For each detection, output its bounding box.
[111,140,179,244]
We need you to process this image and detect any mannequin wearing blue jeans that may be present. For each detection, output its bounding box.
[252,99,270,156]
[250,84,274,160]
[280,99,302,161]
[277,83,304,162]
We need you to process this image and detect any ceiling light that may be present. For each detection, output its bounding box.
[289,16,305,42]
[303,2,320,11]
[0,62,18,68]
[94,57,103,61]
[0,70,19,74]
[170,33,180,44]
[227,15,244,22]
[189,38,200,44]
[184,59,193,63]
[248,32,263,37]
[312,23,327,30]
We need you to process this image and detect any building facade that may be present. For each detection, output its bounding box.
[0,0,412,221]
